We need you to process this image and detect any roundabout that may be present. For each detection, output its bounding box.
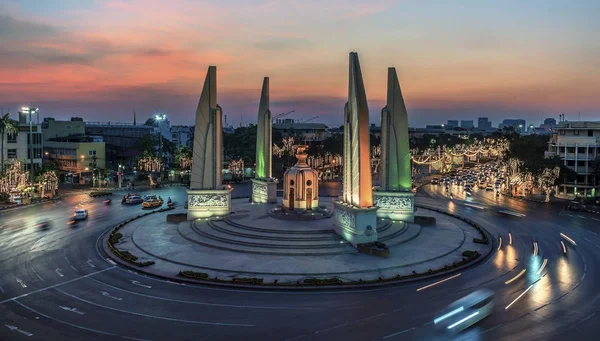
[1,184,599,341]
[104,197,490,285]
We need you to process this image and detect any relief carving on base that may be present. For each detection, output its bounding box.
[253,183,267,197]
[374,195,413,210]
[189,194,228,207]
[335,207,355,232]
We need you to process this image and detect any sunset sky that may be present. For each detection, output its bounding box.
[1,0,598,127]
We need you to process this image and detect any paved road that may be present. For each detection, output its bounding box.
[1,183,599,340]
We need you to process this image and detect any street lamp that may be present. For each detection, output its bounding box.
[22,107,39,184]
[154,114,167,179]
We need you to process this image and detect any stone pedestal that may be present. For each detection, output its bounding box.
[373,191,415,223]
[252,178,278,204]
[333,201,379,247]
[187,187,233,220]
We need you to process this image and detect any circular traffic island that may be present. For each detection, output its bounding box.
[105,198,491,287]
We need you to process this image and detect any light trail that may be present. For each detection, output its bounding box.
[505,269,526,284]
[505,285,533,310]
[416,273,462,292]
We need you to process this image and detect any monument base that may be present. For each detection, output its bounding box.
[187,187,233,220]
[333,201,379,247]
[251,178,278,204]
[373,191,415,223]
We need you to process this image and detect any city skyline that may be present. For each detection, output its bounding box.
[1,0,599,127]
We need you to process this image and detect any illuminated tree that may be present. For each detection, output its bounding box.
[137,152,162,172]
[538,166,561,202]
[0,113,18,172]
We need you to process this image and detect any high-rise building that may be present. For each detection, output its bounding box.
[546,121,600,198]
[446,120,458,127]
[478,117,492,130]
[499,119,526,133]
[460,120,474,129]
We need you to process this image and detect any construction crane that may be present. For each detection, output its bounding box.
[302,116,319,123]
[273,110,295,120]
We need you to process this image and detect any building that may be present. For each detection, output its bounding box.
[44,136,106,184]
[1,113,43,175]
[546,121,600,198]
[272,119,329,142]
[478,117,492,130]
[42,118,86,139]
[499,119,527,133]
[446,120,459,128]
[85,121,155,169]
[460,120,474,129]
[170,125,194,149]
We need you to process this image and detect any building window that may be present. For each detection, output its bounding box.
[567,160,575,167]
[577,160,585,167]
[567,147,575,153]
[574,130,579,136]
[27,148,42,159]
[27,133,42,144]
[290,180,294,186]
[589,130,594,137]
[560,130,565,135]
[66,125,71,130]
[7,132,17,143]
[7,149,17,158]
[306,180,312,186]
[88,150,96,156]
[577,147,586,154]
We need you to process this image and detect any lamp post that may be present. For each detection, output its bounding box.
[154,114,166,180]
[22,107,39,184]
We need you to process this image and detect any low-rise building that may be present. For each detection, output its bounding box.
[546,121,600,198]
[1,111,43,174]
[272,119,329,142]
[44,135,106,184]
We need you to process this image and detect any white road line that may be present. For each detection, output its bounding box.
[130,280,151,289]
[87,260,96,268]
[55,268,64,277]
[416,273,462,292]
[13,300,115,336]
[35,274,43,281]
[315,323,349,334]
[59,306,86,315]
[0,285,4,294]
[100,291,122,301]
[87,277,316,310]
[5,324,33,337]
[283,335,306,341]
[355,313,385,323]
[392,308,403,313]
[16,278,27,288]
[106,258,117,265]
[383,327,415,339]
[64,256,79,273]
[55,288,255,327]
[0,267,115,305]
[586,230,598,235]
[591,217,600,222]
[121,337,151,341]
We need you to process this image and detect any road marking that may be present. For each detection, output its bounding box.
[479,323,504,335]
[591,217,600,222]
[87,260,96,268]
[106,258,117,265]
[0,285,4,293]
[100,291,122,301]
[16,278,27,288]
[355,312,385,323]
[64,256,79,273]
[505,284,534,310]
[0,266,115,305]
[55,268,64,277]
[59,306,85,315]
[416,273,462,292]
[315,322,349,334]
[505,269,526,284]
[55,288,254,327]
[121,337,151,341]
[130,280,152,289]
[5,324,33,337]
[586,230,598,236]
[392,308,403,313]
[13,300,115,336]
[383,327,415,339]
[283,335,306,341]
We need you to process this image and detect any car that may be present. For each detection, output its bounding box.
[126,196,143,204]
[142,200,163,208]
[434,289,495,334]
[73,209,88,220]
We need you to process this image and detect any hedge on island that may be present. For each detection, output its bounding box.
[90,191,112,197]
[179,270,209,280]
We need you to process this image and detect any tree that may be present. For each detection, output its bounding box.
[0,113,18,172]
[538,166,561,202]
[175,146,193,169]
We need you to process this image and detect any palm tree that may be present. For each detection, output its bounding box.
[0,113,19,172]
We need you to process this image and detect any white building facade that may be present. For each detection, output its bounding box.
[546,121,600,198]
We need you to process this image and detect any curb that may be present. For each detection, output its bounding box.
[102,208,494,291]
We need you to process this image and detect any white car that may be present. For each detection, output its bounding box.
[74,209,88,220]
[434,289,495,334]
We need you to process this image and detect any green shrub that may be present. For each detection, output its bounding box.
[303,278,342,285]
[473,238,488,244]
[90,191,112,197]
[109,232,123,244]
[119,250,138,261]
[232,277,264,284]
[179,271,209,279]
[139,261,155,267]
[462,250,479,258]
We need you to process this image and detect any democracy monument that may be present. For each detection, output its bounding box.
[106,52,489,285]
[187,52,414,247]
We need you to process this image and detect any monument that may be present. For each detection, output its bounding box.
[187,66,232,219]
[373,68,415,222]
[282,145,319,211]
[333,52,379,246]
[251,77,278,204]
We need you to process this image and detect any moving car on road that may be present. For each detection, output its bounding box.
[126,195,143,205]
[73,209,88,220]
[142,199,163,208]
[434,289,495,334]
